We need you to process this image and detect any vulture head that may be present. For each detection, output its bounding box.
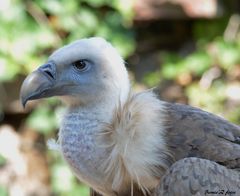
[20,37,130,107]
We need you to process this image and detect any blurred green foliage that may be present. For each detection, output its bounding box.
[144,17,240,122]
[26,104,59,134]
[51,160,90,196]
[144,38,240,85]
[0,155,7,195]
[0,154,6,167]
[0,186,8,196]
[0,0,135,82]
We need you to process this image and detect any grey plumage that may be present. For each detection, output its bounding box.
[165,102,240,168]
[20,37,240,196]
[155,101,240,195]
[155,157,240,196]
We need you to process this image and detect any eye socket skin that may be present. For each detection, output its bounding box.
[72,60,89,72]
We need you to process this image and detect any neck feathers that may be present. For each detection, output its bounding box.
[49,90,173,196]
[97,90,173,194]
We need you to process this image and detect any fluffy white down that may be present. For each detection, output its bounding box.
[97,90,170,194]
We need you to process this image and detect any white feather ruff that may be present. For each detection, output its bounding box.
[97,90,171,194]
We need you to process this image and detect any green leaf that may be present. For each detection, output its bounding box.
[143,71,161,87]
[51,162,75,193]
[184,51,211,76]
[51,161,90,196]
[215,40,240,69]
[0,154,6,166]
[0,185,8,196]
[186,81,226,114]
[27,105,58,134]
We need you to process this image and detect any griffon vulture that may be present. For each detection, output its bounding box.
[20,37,240,196]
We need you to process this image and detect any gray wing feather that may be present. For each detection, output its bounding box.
[155,157,240,196]
[164,102,240,168]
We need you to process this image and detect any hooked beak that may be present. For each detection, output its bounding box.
[20,62,56,107]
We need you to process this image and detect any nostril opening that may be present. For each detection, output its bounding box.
[44,70,54,79]
[39,62,56,80]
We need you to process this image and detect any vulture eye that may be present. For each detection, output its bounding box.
[73,60,88,71]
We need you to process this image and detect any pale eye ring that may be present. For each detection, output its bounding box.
[72,60,89,71]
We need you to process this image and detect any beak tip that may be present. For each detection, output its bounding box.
[20,65,56,108]
[19,69,52,109]
[22,101,26,109]
[20,96,27,109]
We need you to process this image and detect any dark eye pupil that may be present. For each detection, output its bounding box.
[74,60,86,70]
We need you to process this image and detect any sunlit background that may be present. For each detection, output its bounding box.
[0,0,240,195]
